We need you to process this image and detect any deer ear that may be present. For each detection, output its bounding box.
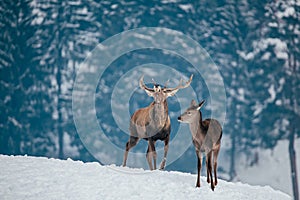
[196,100,205,110]
[165,89,177,97]
[191,99,197,107]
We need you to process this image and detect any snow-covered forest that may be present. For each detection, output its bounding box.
[0,0,299,199]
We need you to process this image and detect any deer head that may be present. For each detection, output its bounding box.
[139,74,193,104]
[178,100,205,123]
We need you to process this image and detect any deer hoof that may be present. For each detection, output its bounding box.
[159,158,166,170]
[211,185,215,191]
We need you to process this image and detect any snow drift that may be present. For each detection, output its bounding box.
[0,155,291,200]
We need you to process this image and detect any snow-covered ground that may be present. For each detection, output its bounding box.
[0,155,291,200]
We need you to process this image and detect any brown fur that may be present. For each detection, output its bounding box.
[178,100,222,191]
[123,75,193,170]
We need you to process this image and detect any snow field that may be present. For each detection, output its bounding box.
[0,155,291,200]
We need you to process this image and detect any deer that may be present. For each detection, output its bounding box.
[177,100,222,191]
[122,74,193,170]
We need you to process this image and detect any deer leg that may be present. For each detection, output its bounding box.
[206,158,210,183]
[146,139,156,170]
[159,136,169,170]
[123,136,139,167]
[196,150,202,187]
[213,147,220,186]
[146,146,152,170]
[153,141,157,170]
[207,151,214,191]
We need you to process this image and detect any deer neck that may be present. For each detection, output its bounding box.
[189,111,204,139]
[151,100,168,127]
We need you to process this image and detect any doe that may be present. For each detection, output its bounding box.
[178,100,222,191]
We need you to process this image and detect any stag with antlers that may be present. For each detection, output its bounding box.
[122,74,193,170]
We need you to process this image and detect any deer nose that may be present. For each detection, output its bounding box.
[177,116,181,121]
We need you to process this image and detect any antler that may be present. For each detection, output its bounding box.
[164,74,193,96]
[139,74,193,96]
[151,78,157,86]
[139,75,155,95]
[167,74,193,90]
[163,79,170,88]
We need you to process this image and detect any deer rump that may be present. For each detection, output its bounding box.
[197,119,222,153]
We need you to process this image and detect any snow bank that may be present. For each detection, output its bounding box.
[0,155,291,200]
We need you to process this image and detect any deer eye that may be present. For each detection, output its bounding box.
[187,111,191,115]
[154,85,161,92]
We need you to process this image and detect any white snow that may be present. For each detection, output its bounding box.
[8,117,22,129]
[276,6,295,18]
[253,38,288,60]
[111,4,118,9]
[253,102,263,117]
[237,50,255,61]
[267,84,276,103]
[264,38,288,59]
[0,155,291,200]
[178,4,193,13]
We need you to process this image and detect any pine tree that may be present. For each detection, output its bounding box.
[266,1,300,199]
[203,0,262,180]
[0,0,38,155]
[250,1,300,198]
[30,0,100,159]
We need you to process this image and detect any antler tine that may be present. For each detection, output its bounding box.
[139,75,145,89]
[163,74,193,96]
[186,74,193,85]
[177,74,193,89]
[178,78,183,87]
[152,78,157,86]
[139,75,155,92]
[164,79,170,88]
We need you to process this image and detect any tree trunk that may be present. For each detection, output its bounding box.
[56,3,64,160]
[57,67,64,159]
[229,135,237,180]
[288,40,299,200]
[289,126,299,200]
